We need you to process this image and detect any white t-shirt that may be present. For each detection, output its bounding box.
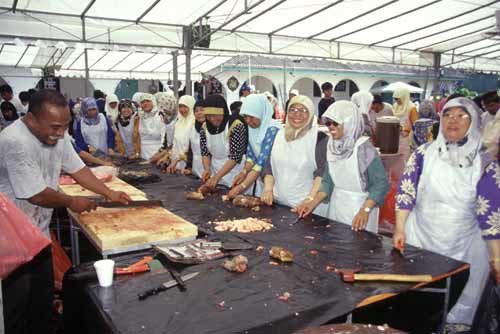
[369,102,394,130]
[0,119,85,236]
[481,111,496,130]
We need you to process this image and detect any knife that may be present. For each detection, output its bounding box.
[96,200,163,208]
[291,217,302,225]
[138,272,199,300]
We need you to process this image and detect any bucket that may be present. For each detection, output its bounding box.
[376,116,400,154]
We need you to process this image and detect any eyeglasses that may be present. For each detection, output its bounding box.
[442,113,470,121]
[288,107,309,115]
[324,120,339,127]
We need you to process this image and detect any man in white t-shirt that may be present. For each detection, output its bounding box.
[0,89,131,333]
[481,90,499,129]
[369,94,394,131]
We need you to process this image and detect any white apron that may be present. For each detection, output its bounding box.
[117,118,136,156]
[327,136,379,233]
[271,124,327,217]
[81,114,109,153]
[205,124,244,188]
[189,126,203,179]
[139,114,165,160]
[172,122,192,171]
[404,143,489,325]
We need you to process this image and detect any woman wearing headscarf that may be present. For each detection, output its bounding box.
[201,95,248,189]
[393,87,419,158]
[0,101,19,130]
[351,91,374,138]
[296,101,389,233]
[393,98,489,332]
[114,99,140,159]
[411,100,439,150]
[138,93,165,160]
[166,95,196,173]
[260,95,328,217]
[227,94,281,199]
[74,97,115,155]
[131,92,143,110]
[105,93,119,123]
[149,92,177,167]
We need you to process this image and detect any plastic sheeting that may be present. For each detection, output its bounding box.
[63,163,468,334]
[0,192,51,279]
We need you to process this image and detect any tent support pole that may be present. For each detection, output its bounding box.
[82,17,90,96]
[172,51,179,98]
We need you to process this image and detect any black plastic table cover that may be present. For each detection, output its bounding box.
[63,164,468,334]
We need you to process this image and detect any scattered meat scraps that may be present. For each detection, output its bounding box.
[222,255,248,273]
[269,247,293,263]
[278,292,291,302]
[209,218,274,233]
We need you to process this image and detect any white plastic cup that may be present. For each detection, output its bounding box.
[94,259,115,287]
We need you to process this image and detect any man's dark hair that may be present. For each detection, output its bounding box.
[28,89,67,115]
[0,101,16,112]
[28,88,37,96]
[0,84,13,94]
[321,82,333,91]
[19,91,31,103]
[481,91,500,105]
[93,89,105,99]
[230,101,242,113]
[372,94,384,105]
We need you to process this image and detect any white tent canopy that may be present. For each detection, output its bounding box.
[371,81,424,93]
[0,0,499,78]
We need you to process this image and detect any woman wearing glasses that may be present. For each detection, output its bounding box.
[259,95,328,217]
[295,101,388,233]
[393,98,489,332]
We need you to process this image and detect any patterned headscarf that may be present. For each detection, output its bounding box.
[132,92,143,109]
[437,97,482,168]
[156,92,177,125]
[285,95,315,142]
[323,101,365,162]
[117,99,136,127]
[80,97,100,126]
[418,100,438,120]
[139,93,158,119]
[240,94,280,156]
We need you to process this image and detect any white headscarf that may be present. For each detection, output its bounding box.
[351,91,373,121]
[323,101,365,162]
[240,94,281,156]
[139,93,158,119]
[437,97,482,168]
[285,95,315,142]
[176,95,196,129]
[392,87,415,119]
[105,93,119,123]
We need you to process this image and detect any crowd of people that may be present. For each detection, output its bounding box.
[0,80,499,333]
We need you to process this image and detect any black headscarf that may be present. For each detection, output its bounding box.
[117,99,136,127]
[203,95,231,135]
[194,100,204,134]
[1,101,19,122]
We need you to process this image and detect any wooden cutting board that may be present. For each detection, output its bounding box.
[77,206,198,251]
[59,177,147,200]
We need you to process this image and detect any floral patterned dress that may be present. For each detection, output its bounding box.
[476,161,500,240]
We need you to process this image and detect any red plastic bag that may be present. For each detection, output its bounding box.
[51,231,72,291]
[0,192,51,279]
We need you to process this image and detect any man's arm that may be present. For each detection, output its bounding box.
[70,167,131,203]
[29,187,97,213]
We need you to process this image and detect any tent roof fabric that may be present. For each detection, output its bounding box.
[0,0,499,77]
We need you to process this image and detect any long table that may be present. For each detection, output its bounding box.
[63,163,469,334]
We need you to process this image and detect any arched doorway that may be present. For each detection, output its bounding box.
[334,79,359,101]
[370,80,392,103]
[291,77,321,110]
[115,80,139,100]
[370,80,389,91]
[249,75,277,97]
[407,81,422,102]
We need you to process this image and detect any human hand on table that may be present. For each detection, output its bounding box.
[490,259,500,283]
[107,148,115,156]
[88,145,96,154]
[392,228,406,252]
[69,196,98,213]
[166,161,178,174]
[201,170,211,183]
[351,210,369,231]
[205,175,220,190]
[292,201,314,218]
[106,190,132,204]
[260,190,273,206]
[227,185,243,200]
[231,171,246,187]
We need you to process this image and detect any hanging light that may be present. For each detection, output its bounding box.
[13,38,25,47]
